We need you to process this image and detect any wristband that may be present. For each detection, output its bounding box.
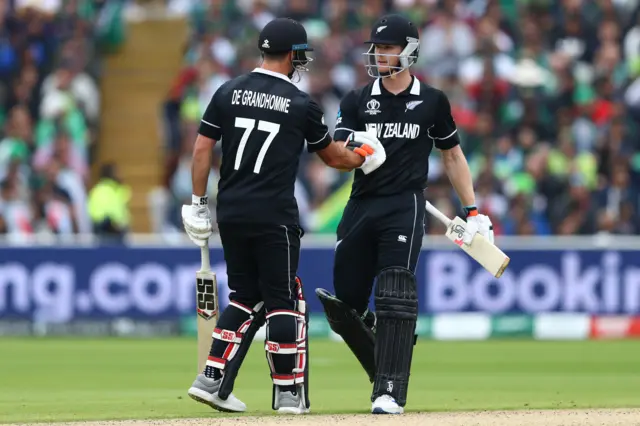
[192,194,208,206]
[463,205,478,217]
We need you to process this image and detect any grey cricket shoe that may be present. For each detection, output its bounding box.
[275,391,310,415]
[187,374,247,413]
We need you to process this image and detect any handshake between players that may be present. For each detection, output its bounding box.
[182,129,385,247]
[182,14,493,417]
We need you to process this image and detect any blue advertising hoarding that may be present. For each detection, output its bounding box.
[1,246,639,322]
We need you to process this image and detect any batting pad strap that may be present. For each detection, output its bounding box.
[266,309,305,320]
[229,301,253,314]
[206,356,226,370]
[212,327,243,343]
[271,372,305,386]
[265,341,299,354]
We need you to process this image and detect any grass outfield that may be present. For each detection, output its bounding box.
[0,339,639,423]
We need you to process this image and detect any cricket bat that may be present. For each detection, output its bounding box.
[196,243,219,373]
[425,201,510,278]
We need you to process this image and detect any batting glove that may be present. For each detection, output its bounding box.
[181,195,213,247]
[462,206,494,245]
[345,130,386,175]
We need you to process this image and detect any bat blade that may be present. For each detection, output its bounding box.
[445,216,510,278]
[196,269,218,373]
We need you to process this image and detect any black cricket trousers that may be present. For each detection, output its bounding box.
[218,222,304,310]
[333,190,425,315]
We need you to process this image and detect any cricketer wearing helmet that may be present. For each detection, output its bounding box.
[316,14,494,414]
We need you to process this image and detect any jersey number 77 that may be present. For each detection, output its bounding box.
[234,117,281,174]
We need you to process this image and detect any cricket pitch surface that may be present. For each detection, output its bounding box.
[10,409,640,426]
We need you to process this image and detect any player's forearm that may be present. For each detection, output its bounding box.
[191,135,214,196]
[317,141,364,171]
[334,144,365,170]
[441,146,475,207]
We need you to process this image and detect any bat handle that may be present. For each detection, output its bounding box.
[200,242,210,271]
[425,201,452,227]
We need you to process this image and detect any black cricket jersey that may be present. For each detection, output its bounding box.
[198,68,332,225]
[333,76,459,198]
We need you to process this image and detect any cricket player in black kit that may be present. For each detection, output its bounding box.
[181,18,387,415]
[316,14,495,414]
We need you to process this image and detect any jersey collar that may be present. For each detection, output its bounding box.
[371,76,421,96]
[252,68,293,84]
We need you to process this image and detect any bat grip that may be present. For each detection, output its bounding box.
[200,243,210,271]
[425,201,452,227]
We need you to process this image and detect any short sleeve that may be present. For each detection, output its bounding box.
[428,91,460,150]
[333,91,359,142]
[305,99,331,153]
[198,90,223,140]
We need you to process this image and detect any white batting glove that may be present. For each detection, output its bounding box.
[181,195,212,247]
[345,130,386,175]
[463,208,494,245]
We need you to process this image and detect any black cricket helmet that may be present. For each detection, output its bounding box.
[258,17,314,78]
[363,14,420,78]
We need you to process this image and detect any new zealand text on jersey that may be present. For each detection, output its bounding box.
[365,122,420,139]
[231,89,291,113]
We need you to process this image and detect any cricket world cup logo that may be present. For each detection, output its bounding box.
[365,99,381,115]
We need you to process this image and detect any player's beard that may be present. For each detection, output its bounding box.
[288,67,301,82]
[377,62,399,78]
[290,51,312,83]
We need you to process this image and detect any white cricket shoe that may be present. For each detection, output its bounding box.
[371,394,404,414]
[187,374,247,413]
[275,390,310,415]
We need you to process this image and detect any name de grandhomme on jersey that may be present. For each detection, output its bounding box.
[231,89,291,113]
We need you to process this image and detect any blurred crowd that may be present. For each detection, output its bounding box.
[160,0,640,237]
[0,0,107,238]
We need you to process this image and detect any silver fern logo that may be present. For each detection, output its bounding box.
[405,100,423,112]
